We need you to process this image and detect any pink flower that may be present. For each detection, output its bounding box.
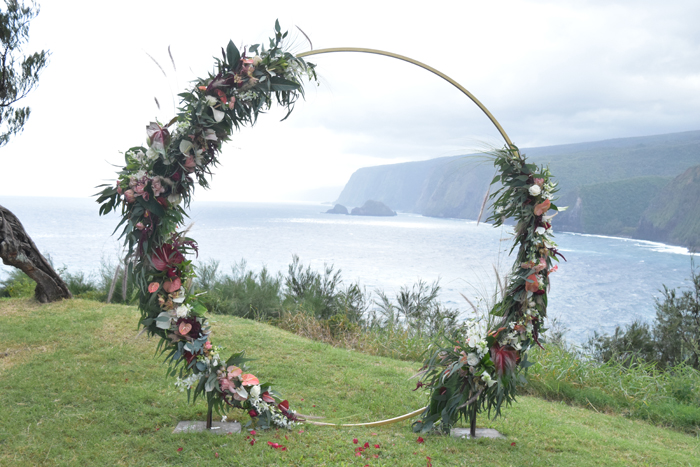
[525,274,539,293]
[178,321,192,336]
[124,189,136,203]
[184,155,196,173]
[204,341,212,350]
[227,366,242,379]
[533,258,547,273]
[534,199,551,216]
[151,177,165,197]
[148,282,160,293]
[241,373,259,386]
[135,222,145,230]
[534,178,544,186]
[163,277,181,293]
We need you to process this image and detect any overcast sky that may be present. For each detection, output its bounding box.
[1,0,699,202]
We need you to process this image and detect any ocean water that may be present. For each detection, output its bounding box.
[0,196,693,344]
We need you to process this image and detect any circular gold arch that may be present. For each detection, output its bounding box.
[297,47,514,148]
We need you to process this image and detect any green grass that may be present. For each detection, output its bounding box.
[1,298,699,466]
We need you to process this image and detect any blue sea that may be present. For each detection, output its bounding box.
[0,196,694,344]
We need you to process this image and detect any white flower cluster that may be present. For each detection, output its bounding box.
[463,319,488,359]
[174,373,201,392]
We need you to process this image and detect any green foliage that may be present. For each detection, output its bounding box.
[371,279,459,338]
[193,259,282,319]
[0,268,34,297]
[283,254,368,322]
[585,262,700,370]
[526,343,700,433]
[0,0,50,146]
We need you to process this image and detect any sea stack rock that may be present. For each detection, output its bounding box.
[350,200,397,217]
[325,204,349,214]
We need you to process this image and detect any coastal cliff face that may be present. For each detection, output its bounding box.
[335,130,700,249]
[636,165,700,249]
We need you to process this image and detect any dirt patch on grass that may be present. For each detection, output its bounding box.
[0,343,57,372]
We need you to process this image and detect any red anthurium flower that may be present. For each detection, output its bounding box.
[525,274,539,293]
[151,243,185,271]
[148,282,160,293]
[278,400,290,411]
[261,391,275,403]
[491,342,519,377]
[534,199,551,216]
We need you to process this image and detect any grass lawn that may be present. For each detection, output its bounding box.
[1,298,699,466]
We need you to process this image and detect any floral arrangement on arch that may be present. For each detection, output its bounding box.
[413,146,565,434]
[96,22,317,429]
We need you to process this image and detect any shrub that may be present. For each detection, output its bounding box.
[585,261,700,370]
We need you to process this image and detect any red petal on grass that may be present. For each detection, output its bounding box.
[371,433,377,436]
[176,447,183,452]
[215,452,219,458]
[511,442,516,446]
[281,447,287,451]
[373,454,379,458]
[374,444,380,448]
[353,438,359,444]
[250,439,255,446]
[250,430,256,435]
[491,343,519,377]
[417,437,424,443]
[364,442,370,448]
[355,452,362,457]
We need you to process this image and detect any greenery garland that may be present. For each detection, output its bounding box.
[413,146,564,434]
[96,22,317,429]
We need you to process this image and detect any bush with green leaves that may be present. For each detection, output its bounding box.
[585,261,700,370]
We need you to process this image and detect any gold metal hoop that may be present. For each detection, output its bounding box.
[297,47,514,148]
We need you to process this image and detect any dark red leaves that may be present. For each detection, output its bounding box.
[491,343,519,377]
[412,381,424,391]
[151,243,185,271]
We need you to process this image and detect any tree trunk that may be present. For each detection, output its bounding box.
[0,204,72,302]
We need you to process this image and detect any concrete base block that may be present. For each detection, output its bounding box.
[172,421,242,434]
[451,428,505,439]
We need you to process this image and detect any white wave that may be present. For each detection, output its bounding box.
[560,231,692,255]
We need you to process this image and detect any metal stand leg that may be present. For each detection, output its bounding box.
[470,401,477,438]
[206,405,213,430]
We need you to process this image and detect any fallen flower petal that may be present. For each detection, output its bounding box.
[250,430,256,435]
[417,436,425,444]
[353,438,359,444]
[511,442,516,446]
[215,452,219,458]
[374,444,380,448]
[177,447,183,452]
[364,442,370,448]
